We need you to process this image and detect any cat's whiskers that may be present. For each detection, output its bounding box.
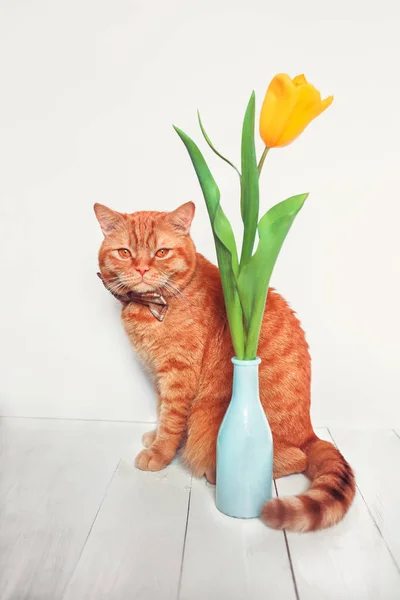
[116,274,139,290]
[104,271,191,313]
[106,275,121,282]
[156,272,196,323]
[162,281,182,297]
[157,271,183,298]
[105,278,129,295]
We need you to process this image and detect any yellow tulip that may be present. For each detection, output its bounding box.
[259,73,333,148]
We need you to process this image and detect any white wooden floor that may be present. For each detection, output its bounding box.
[1,418,399,600]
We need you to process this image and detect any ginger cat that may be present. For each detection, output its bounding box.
[95,201,355,532]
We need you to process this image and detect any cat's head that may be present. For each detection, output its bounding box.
[94,202,196,296]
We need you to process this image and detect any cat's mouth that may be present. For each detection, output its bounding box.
[132,273,172,295]
[99,271,174,298]
[98,272,155,297]
[133,280,156,294]
[134,273,177,296]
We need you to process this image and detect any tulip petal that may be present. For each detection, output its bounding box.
[274,82,323,146]
[312,95,334,118]
[267,73,296,98]
[293,74,308,86]
[259,74,299,147]
[298,81,321,105]
[276,91,333,147]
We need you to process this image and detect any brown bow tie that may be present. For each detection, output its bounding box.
[97,273,168,322]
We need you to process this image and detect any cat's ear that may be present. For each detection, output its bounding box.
[94,203,124,236]
[166,202,195,234]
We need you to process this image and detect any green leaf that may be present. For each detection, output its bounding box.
[197,111,241,178]
[238,193,308,359]
[240,92,260,266]
[174,125,245,358]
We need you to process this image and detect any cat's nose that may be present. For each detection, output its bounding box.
[135,266,150,277]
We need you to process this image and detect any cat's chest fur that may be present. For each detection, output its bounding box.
[120,299,199,369]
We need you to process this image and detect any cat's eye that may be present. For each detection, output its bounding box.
[155,248,169,258]
[118,248,131,259]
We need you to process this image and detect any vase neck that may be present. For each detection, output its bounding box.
[231,359,260,402]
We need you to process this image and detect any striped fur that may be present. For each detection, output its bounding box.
[95,202,356,532]
[262,438,355,531]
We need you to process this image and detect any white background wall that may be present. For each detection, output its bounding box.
[0,0,399,427]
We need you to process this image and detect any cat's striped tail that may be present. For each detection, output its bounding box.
[261,438,356,532]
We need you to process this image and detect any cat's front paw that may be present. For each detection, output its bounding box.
[135,448,170,471]
[142,429,157,448]
[205,469,216,485]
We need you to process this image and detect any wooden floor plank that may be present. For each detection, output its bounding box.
[0,418,142,600]
[330,428,400,571]
[179,477,296,600]
[275,428,400,600]
[63,456,191,600]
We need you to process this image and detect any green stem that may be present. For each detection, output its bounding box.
[244,307,263,359]
[258,146,270,175]
[227,297,246,359]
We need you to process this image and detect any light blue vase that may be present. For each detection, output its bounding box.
[216,357,273,518]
